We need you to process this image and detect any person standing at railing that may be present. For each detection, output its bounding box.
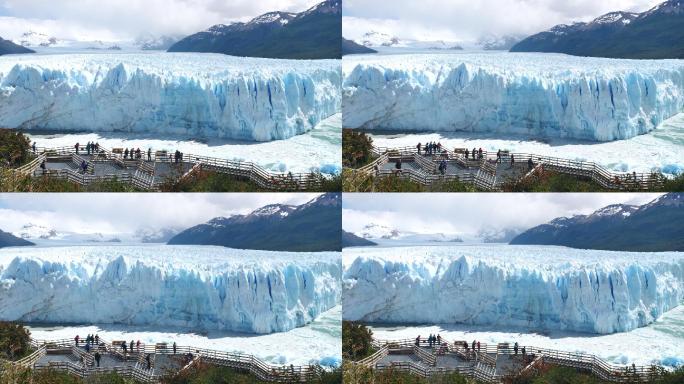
[95,352,101,367]
[417,143,422,154]
[147,148,152,162]
[124,148,129,160]
[95,334,99,345]
[510,154,515,168]
[75,335,80,346]
[32,142,36,153]
[122,341,128,355]
[496,150,501,164]
[477,341,481,351]
[130,340,134,354]
[514,342,519,355]
[75,143,80,154]
[173,342,177,354]
[137,340,141,352]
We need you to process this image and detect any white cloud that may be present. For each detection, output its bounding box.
[0,0,322,41]
[0,193,319,235]
[342,193,662,237]
[343,0,664,41]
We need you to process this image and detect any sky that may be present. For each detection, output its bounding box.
[343,193,663,237]
[0,0,321,42]
[343,0,664,42]
[0,193,319,235]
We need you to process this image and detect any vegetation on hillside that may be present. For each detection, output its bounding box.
[342,129,375,168]
[342,321,374,361]
[0,322,31,361]
[0,129,32,168]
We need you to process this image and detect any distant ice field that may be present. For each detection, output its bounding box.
[27,305,342,367]
[26,113,342,175]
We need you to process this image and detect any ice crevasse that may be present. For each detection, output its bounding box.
[0,53,341,142]
[0,245,342,334]
[342,246,684,334]
[343,53,684,141]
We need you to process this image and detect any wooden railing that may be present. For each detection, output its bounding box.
[14,146,334,191]
[363,146,667,191]
[25,338,326,383]
[371,338,666,383]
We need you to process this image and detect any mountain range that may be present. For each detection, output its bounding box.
[342,230,377,247]
[0,37,34,55]
[168,0,341,59]
[342,38,377,55]
[168,193,341,252]
[0,229,34,248]
[511,0,684,59]
[510,193,684,251]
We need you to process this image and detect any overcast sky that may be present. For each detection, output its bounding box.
[343,0,663,42]
[0,0,320,41]
[343,193,662,237]
[0,193,318,235]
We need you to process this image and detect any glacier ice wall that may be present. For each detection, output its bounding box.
[343,53,684,141]
[0,53,341,142]
[342,245,684,334]
[0,245,342,334]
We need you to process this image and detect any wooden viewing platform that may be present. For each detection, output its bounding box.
[0,337,327,383]
[6,146,332,191]
[353,338,668,383]
[350,145,666,191]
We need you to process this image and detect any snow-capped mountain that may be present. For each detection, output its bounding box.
[357,224,401,240]
[134,227,181,243]
[13,223,60,240]
[168,0,341,59]
[476,34,523,50]
[168,193,341,251]
[13,31,61,48]
[511,194,684,251]
[134,34,180,51]
[477,227,522,243]
[511,0,684,59]
[355,31,462,50]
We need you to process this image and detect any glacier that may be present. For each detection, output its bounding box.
[343,244,684,334]
[343,52,684,142]
[0,53,341,142]
[0,245,342,334]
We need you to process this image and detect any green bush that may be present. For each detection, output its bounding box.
[342,321,374,361]
[0,129,31,168]
[343,129,374,168]
[0,322,31,361]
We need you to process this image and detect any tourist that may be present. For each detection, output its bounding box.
[147,148,152,161]
[124,148,129,159]
[395,158,402,170]
[95,352,101,367]
[75,143,80,154]
[86,142,90,155]
[496,150,501,163]
[478,148,483,159]
[40,160,46,173]
[522,346,526,356]
[477,341,481,351]
[95,334,99,345]
[514,342,519,355]
[472,148,476,160]
[75,335,79,346]
[415,335,420,346]
[437,334,442,345]
[465,148,469,159]
[94,142,99,153]
[510,154,515,167]
[32,142,37,153]
[130,340,134,353]
[122,341,127,354]
[85,342,90,353]
[146,354,151,370]
[417,143,422,154]
[173,342,177,354]
[81,160,88,173]
[472,340,476,351]
[137,340,141,352]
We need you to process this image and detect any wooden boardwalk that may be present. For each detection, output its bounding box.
[8,146,329,191]
[353,338,667,383]
[350,146,666,191]
[0,337,325,383]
